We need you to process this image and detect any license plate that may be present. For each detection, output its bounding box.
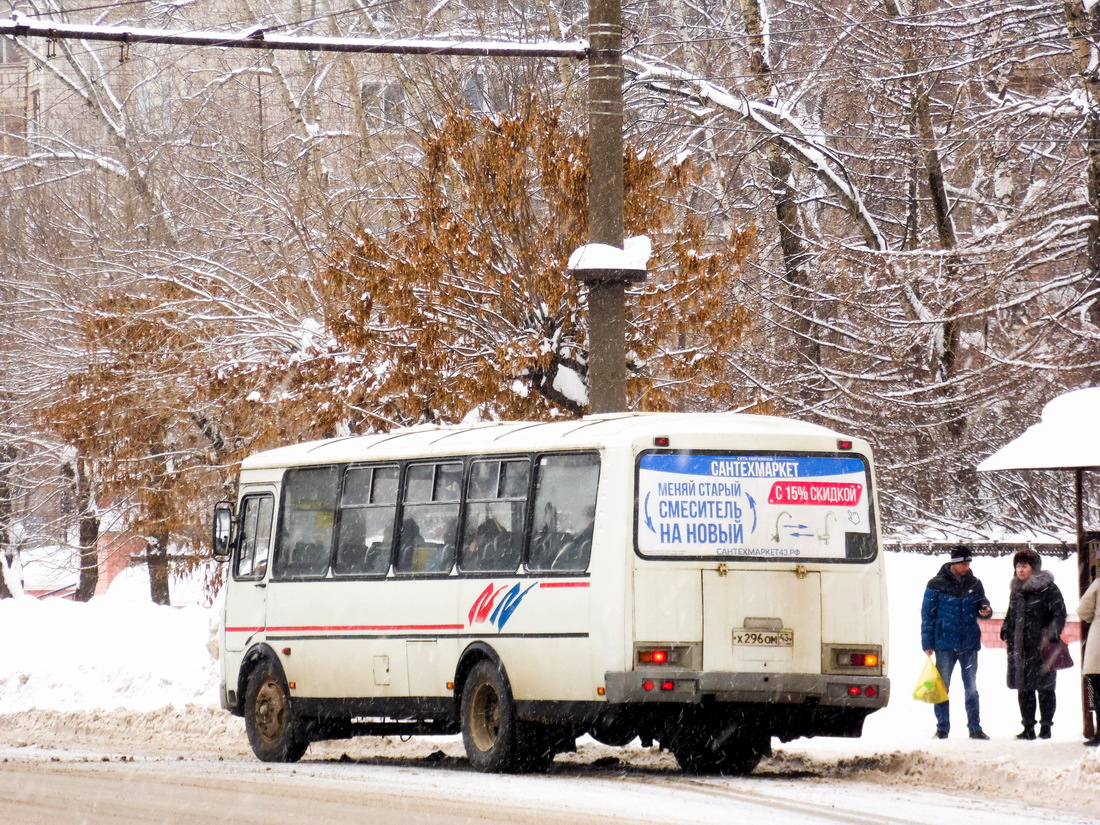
[732,629,794,646]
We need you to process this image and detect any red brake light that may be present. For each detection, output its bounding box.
[638,648,676,665]
[654,437,670,447]
[839,651,879,668]
[642,680,654,692]
[865,686,877,698]
[837,439,853,450]
[660,680,675,691]
[848,685,861,696]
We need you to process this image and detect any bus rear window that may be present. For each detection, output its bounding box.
[635,452,875,561]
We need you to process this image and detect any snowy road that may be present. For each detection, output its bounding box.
[3,553,1100,823]
[0,745,1091,825]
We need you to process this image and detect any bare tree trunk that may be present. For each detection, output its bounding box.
[740,0,822,408]
[146,444,172,606]
[147,530,171,606]
[0,435,15,598]
[74,458,99,602]
[911,82,965,436]
[1064,0,1100,336]
[886,0,964,399]
[882,0,977,510]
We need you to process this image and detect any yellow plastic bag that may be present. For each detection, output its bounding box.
[912,655,949,704]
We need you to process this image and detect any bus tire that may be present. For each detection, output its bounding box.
[670,727,767,776]
[514,721,568,772]
[461,660,523,772]
[244,659,308,763]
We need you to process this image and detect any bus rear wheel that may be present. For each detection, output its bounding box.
[244,660,308,763]
[461,660,556,773]
[461,660,520,772]
[670,726,768,776]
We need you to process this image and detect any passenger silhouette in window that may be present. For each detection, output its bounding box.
[552,506,594,571]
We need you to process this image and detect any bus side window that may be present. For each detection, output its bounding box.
[460,459,529,573]
[395,462,461,574]
[234,495,274,579]
[334,465,398,576]
[527,453,600,573]
[273,466,340,579]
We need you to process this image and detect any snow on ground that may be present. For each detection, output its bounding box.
[0,567,221,712]
[1,551,1098,795]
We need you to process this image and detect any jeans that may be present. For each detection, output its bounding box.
[934,649,981,733]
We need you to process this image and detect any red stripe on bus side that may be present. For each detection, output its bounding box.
[266,624,466,632]
[538,582,590,588]
[227,624,465,633]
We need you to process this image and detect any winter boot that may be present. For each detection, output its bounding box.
[1016,727,1036,740]
[1038,725,1051,739]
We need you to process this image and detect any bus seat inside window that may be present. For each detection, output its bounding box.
[460,459,529,573]
[335,465,397,576]
[396,462,461,574]
[274,466,340,578]
[528,453,600,573]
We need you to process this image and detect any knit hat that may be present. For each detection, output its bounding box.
[1012,548,1041,570]
[948,545,973,564]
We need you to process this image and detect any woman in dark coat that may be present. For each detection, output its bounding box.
[1000,549,1067,740]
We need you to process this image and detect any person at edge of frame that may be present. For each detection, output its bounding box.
[1077,570,1100,746]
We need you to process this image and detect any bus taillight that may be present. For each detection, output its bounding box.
[844,653,878,667]
[831,647,881,671]
[637,646,687,665]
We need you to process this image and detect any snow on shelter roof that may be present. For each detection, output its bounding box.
[240,411,851,470]
[977,386,1100,472]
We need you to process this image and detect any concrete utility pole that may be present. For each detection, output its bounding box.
[573,0,641,414]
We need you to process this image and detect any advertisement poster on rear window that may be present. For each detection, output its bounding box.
[636,453,873,560]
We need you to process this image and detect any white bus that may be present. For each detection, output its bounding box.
[212,412,889,774]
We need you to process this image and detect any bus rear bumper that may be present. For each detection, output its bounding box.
[604,670,890,710]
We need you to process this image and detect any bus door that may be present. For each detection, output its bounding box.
[223,489,276,653]
[701,568,822,674]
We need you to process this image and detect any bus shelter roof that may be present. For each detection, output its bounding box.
[977,387,1100,472]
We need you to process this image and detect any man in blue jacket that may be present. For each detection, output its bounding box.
[921,545,993,739]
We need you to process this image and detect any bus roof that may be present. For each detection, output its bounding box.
[239,412,860,470]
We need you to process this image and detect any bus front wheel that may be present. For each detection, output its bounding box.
[244,660,308,763]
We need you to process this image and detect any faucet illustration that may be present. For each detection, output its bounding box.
[771,511,791,543]
[819,511,836,543]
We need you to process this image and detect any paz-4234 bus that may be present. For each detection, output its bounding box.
[211,412,889,774]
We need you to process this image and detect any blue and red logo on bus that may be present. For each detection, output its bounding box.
[468,582,537,631]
